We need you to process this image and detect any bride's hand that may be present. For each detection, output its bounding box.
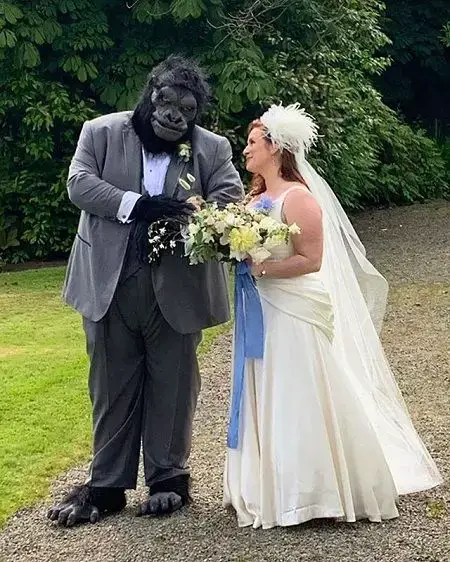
[251,261,266,278]
[186,195,205,211]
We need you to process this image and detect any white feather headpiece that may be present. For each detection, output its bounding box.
[260,103,319,159]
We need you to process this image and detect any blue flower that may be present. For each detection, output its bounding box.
[253,194,274,214]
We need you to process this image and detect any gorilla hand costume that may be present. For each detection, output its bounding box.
[50,55,243,527]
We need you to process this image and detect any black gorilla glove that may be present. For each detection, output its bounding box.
[132,195,195,264]
[130,194,194,222]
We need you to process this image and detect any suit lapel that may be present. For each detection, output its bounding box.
[163,155,187,199]
[122,121,143,193]
[165,130,201,200]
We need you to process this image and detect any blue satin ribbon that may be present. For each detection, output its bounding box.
[227,261,265,449]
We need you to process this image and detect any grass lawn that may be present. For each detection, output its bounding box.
[0,267,231,526]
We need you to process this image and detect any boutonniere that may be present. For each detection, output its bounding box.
[178,141,192,163]
[178,173,196,191]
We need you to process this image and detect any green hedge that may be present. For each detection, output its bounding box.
[0,0,448,264]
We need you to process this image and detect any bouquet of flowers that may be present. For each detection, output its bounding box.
[146,194,301,266]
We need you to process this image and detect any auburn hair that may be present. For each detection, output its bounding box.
[248,119,307,197]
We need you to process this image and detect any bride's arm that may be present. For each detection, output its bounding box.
[251,190,323,279]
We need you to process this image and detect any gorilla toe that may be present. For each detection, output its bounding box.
[137,475,191,517]
[47,485,126,527]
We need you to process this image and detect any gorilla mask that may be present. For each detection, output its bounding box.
[150,85,198,143]
[132,55,210,154]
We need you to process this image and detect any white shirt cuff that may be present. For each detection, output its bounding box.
[117,191,142,223]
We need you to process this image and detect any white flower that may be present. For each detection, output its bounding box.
[178,142,192,162]
[248,246,271,264]
[188,223,200,235]
[289,223,302,235]
[258,216,277,232]
[263,236,282,251]
[170,240,176,248]
[219,233,230,246]
[214,220,226,234]
[159,227,166,235]
[229,249,246,261]
[224,213,236,226]
[201,230,214,244]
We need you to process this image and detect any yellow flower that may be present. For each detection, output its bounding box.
[229,226,260,253]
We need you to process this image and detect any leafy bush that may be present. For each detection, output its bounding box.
[0,0,447,263]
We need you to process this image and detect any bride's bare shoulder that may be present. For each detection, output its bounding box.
[281,181,311,198]
[284,185,322,217]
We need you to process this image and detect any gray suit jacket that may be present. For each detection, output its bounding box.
[63,111,243,333]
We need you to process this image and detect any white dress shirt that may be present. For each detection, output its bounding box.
[117,148,171,223]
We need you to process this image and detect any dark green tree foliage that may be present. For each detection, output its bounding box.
[379,0,450,138]
[0,0,447,263]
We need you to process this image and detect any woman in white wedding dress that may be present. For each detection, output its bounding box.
[223,105,442,529]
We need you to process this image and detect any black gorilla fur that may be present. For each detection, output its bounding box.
[47,486,126,526]
[137,475,192,517]
[131,54,211,154]
[47,56,208,527]
[150,474,191,502]
[48,476,191,526]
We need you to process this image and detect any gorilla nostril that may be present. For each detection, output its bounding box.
[166,113,182,126]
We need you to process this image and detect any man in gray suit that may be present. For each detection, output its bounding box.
[47,56,243,527]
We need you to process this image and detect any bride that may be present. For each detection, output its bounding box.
[223,104,442,529]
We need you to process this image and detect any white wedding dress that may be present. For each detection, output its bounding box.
[223,186,441,529]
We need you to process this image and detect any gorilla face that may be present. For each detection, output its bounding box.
[132,55,210,154]
[150,85,198,142]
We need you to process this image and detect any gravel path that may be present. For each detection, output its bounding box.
[1,200,449,562]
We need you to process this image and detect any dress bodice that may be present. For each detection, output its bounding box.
[265,192,296,260]
[255,186,307,261]
[250,186,334,341]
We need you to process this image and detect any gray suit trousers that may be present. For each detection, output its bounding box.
[83,264,201,489]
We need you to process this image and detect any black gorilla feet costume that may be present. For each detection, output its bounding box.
[48,56,220,527]
[47,476,190,526]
